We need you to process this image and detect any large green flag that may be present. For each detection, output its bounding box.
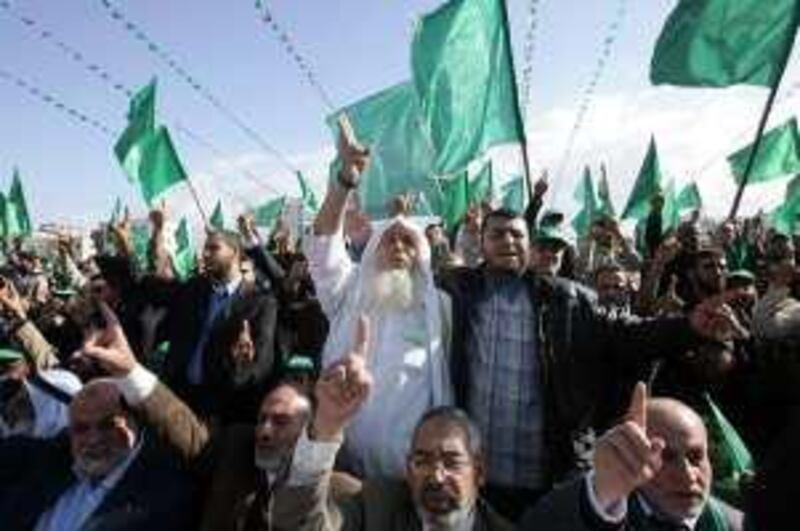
[501,176,526,213]
[253,196,286,228]
[296,172,319,213]
[597,164,616,218]
[469,161,493,204]
[7,168,32,236]
[651,0,800,88]
[412,0,525,174]
[571,166,598,237]
[135,127,187,205]
[727,117,800,185]
[704,394,754,505]
[327,82,436,218]
[622,137,664,220]
[210,200,225,231]
[114,79,156,183]
[677,182,703,211]
[439,171,469,230]
[172,218,195,280]
[769,174,800,234]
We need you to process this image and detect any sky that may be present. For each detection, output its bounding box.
[1,0,800,235]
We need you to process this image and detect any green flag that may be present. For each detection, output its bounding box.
[501,176,526,213]
[110,197,123,224]
[413,190,437,217]
[651,0,800,88]
[131,223,150,271]
[114,79,156,183]
[469,161,493,204]
[662,179,682,233]
[135,127,187,205]
[7,168,32,236]
[296,172,319,213]
[728,117,800,185]
[704,394,754,504]
[571,166,598,237]
[210,200,225,231]
[0,193,7,240]
[253,196,286,228]
[412,0,525,174]
[597,164,616,218]
[622,136,664,220]
[677,182,702,211]
[769,174,800,234]
[440,171,469,230]
[327,82,436,218]
[172,218,195,280]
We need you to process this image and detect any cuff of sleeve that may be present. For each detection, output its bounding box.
[287,428,342,486]
[115,364,158,405]
[585,472,627,524]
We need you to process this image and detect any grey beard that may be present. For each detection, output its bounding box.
[415,503,475,531]
[254,447,291,475]
[367,268,417,313]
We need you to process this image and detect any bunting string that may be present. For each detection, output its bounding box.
[519,0,541,122]
[0,0,134,99]
[553,0,628,194]
[0,67,115,137]
[254,1,336,112]
[98,0,299,175]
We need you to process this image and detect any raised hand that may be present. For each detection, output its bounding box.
[237,213,258,243]
[149,201,167,231]
[0,277,27,321]
[689,295,749,342]
[312,316,372,441]
[231,320,256,365]
[592,382,665,509]
[79,301,138,377]
[533,170,549,198]
[337,113,370,189]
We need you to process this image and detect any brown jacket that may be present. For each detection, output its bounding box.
[137,383,361,531]
[272,476,511,531]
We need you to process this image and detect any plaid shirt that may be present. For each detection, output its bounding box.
[466,274,545,488]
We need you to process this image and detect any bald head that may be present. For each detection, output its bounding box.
[69,379,137,480]
[640,397,712,523]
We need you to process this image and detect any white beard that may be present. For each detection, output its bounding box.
[254,447,290,474]
[367,268,417,313]
[416,504,475,531]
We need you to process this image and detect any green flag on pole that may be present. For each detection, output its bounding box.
[727,117,800,185]
[114,79,156,183]
[501,176,526,213]
[253,196,286,228]
[469,161,493,204]
[571,166,598,237]
[704,394,754,505]
[597,164,616,218]
[296,172,319,213]
[412,0,525,174]
[622,136,664,220]
[769,174,800,234]
[327,82,436,218]
[210,200,225,231]
[172,218,195,280]
[7,168,32,236]
[439,171,469,230]
[677,182,703,211]
[650,0,800,88]
[135,127,187,205]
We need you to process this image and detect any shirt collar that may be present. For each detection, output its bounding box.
[636,492,702,530]
[213,275,242,297]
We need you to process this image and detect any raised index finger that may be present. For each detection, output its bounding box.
[351,315,370,361]
[626,381,648,430]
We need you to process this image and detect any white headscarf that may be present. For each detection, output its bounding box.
[26,369,82,438]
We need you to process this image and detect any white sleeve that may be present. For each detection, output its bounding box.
[305,232,355,317]
[584,471,627,524]
[115,364,158,405]
[286,428,343,486]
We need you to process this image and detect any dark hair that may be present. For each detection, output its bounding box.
[593,261,625,284]
[481,208,524,236]
[206,230,243,254]
[411,406,483,459]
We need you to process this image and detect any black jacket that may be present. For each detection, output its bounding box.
[438,267,700,486]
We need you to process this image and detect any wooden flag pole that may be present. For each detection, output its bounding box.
[728,6,799,219]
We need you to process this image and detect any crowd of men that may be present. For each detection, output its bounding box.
[0,124,797,530]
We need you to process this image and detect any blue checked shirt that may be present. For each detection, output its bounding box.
[467,274,545,489]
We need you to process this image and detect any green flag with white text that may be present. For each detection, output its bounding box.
[412,0,525,174]
[651,0,800,88]
[623,137,664,220]
[728,117,800,185]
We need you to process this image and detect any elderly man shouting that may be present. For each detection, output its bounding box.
[306,117,451,478]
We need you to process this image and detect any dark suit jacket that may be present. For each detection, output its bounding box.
[519,476,743,531]
[0,431,196,531]
[143,274,279,423]
[136,382,361,531]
